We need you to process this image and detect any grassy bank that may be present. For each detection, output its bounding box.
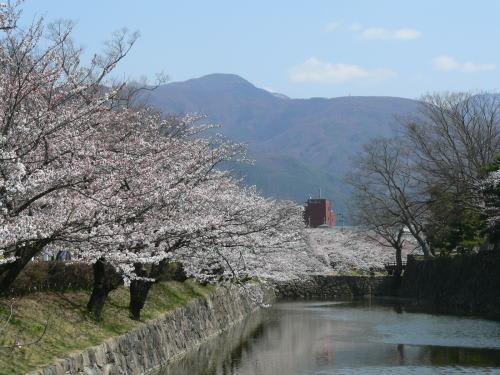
[0,280,214,375]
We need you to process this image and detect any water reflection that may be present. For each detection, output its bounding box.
[157,298,500,375]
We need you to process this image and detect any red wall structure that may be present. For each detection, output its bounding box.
[304,199,336,227]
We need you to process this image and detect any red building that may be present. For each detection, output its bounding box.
[304,199,336,227]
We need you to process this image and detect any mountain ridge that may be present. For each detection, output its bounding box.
[146,74,420,218]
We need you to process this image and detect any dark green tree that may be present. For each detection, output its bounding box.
[425,188,485,253]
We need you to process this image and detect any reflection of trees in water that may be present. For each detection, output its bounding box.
[159,307,344,375]
[393,300,403,314]
[159,304,397,374]
[159,301,500,375]
[347,296,494,318]
[429,346,500,367]
[219,307,342,375]
[158,310,268,375]
[397,344,405,365]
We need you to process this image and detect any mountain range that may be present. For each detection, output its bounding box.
[146,74,420,219]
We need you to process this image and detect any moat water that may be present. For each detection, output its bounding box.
[158,298,500,375]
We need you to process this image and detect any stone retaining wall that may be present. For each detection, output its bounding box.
[28,285,274,375]
[275,275,396,299]
[26,276,397,375]
[399,252,500,318]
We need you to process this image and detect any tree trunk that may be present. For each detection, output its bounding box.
[392,245,403,292]
[87,258,122,320]
[429,246,436,256]
[419,240,434,258]
[406,224,433,258]
[129,278,154,320]
[395,246,403,278]
[490,229,500,252]
[0,242,46,294]
[128,261,169,320]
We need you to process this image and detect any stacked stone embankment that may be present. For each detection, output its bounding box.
[275,275,395,299]
[24,276,391,375]
[399,252,500,318]
[27,285,274,375]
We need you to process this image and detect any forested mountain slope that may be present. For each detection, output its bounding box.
[147,74,419,216]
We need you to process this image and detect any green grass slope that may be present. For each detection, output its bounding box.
[0,281,214,375]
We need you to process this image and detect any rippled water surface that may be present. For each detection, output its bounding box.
[158,298,500,375]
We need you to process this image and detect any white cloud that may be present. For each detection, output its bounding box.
[324,21,342,32]
[323,22,421,41]
[432,56,459,71]
[432,56,496,72]
[462,62,496,72]
[359,27,422,40]
[349,22,363,31]
[289,57,396,84]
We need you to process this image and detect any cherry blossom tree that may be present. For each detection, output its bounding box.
[76,121,325,319]
[0,3,328,323]
[174,179,327,283]
[0,1,21,31]
[305,228,414,273]
[68,111,249,319]
[0,3,139,291]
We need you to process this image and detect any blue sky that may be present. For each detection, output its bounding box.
[21,0,500,99]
